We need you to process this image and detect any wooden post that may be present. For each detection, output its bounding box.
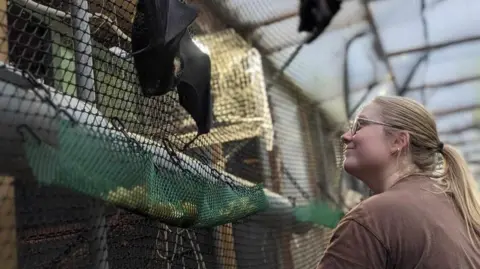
[0,0,7,63]
[298,107,320,199]
[211,144,237,269]
[267,146,294,269]
[0,176,18,269]
[0,2,15,267]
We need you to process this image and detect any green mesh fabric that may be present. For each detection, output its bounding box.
[294,201,344,229]
[22,120,268,228]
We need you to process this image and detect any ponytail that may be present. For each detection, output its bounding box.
[441,144,480,243]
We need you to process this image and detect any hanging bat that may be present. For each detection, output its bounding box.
[298,0,342,43]
[131,0,197,97]
[177,33,213,135]
[131,0,213,135]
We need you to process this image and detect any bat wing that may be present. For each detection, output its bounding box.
[142,0,197,46]
[132,0,198,97]
[177,34,213,135]
[165,0,197,43]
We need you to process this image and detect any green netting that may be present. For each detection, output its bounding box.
[294,202,344,229]
[22,119,268,228]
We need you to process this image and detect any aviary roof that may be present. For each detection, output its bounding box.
[204,0,480,177]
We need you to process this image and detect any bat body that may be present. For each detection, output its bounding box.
[177,34,212,135]
[131,0,213,135]
[131,0,196,97]
[298,0,341,43]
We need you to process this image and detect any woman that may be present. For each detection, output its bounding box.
[316,96,480,269]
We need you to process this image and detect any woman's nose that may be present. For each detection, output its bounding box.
[341,131,353,144]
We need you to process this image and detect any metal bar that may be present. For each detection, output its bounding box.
[361,0,399,91]
[70,0,96,102]
[433,104,480,117]
[408,74,480,91]
[387,35,480,58]
[344,31,369,116]
[445,138,480,147]
[438,123,479,135]
[255,11,298,28]
[398,54,429,96]
[320,73,480,105]
[70,0,107,268]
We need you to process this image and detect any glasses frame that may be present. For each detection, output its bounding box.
[350,117,394,135]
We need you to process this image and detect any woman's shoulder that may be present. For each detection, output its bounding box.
[346,188,418,219]
[346,176,435,219]
[342,178,436,239]
[342,194,395,223]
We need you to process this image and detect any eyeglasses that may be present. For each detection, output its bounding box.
[349,117,394,135]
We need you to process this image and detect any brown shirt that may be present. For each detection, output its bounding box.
[317,176,480,269]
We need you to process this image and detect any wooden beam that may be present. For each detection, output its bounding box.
[0,2,14,267]
[0,0,7,62]
[0,176,18,269]
[268,145,283,193]
[267,145,294,269]
[211,144,237,269]
[299,107,320,199]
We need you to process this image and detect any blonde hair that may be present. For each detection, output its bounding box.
[373,96,480,243]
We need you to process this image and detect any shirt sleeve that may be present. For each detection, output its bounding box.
[316,219,389,269]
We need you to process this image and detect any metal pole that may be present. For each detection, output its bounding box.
[88,203,110,269]
[361,0,400,92]
[387,35,480,58]
[70,0,107,268]
[70,0,96,102]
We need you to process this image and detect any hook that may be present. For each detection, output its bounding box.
[181,133,200,152]
[56,108,77,124]
[108,117,142,152]
[18,71,61,114]
[17,124,42,145]
[21,69,53,98]
[162,138,181,160]
[287,196,297,207]
[110,117,126,131]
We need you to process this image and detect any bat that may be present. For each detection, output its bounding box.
[177,33,213,135]
[131,0,213,136]
[131,0,197,97]
[298,0,342,43]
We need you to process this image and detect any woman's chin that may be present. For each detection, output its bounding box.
[343,157,358,175]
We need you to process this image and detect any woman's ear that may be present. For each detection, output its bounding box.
[390,131,409,153]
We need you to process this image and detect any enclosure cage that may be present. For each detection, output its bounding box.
[0,0,349,269]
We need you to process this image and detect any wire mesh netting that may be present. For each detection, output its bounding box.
[0,0,352,268]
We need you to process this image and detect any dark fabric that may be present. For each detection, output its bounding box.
[317,176,480,269]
